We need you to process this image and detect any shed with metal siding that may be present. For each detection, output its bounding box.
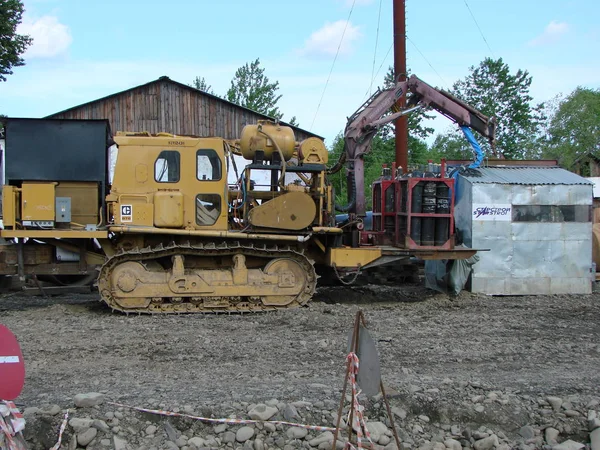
[46,76,321,142]
[454,167,593,295]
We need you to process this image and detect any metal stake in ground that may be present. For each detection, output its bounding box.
[332,310,402,449]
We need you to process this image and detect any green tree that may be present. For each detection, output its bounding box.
[226,58,282,119]
[288,116,299,127]
[190,76,214,95]
[541,87,600,169]
[0,0,32,82]
[449,57,545,159]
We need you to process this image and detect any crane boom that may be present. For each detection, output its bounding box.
[342,74,496,215]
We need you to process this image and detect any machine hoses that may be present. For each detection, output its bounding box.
[229,173,247,210]
[461,126,484,169]
[334,173,356,212]
[258,129,286,188]
[327,147,347,175]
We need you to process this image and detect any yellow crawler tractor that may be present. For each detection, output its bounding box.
[0,77,490,313]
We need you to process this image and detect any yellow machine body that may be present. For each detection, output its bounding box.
[108,134,228,231]
[239,121,296,162]
[0,120,474,314]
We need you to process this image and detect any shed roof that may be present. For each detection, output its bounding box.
[460,166,593,185]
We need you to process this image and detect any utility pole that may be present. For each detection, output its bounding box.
[393,0,408,172]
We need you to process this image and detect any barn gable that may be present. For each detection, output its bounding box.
[46,76,321,142]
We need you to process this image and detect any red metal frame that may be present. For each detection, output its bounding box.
[395,176,455,250]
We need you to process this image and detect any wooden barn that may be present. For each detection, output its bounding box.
[46,76,321,142]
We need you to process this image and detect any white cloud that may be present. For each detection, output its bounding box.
[300,20,362,58]
[17,15,72,58]
[528,21,569,47]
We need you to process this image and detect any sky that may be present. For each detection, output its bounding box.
[1,0,599,147]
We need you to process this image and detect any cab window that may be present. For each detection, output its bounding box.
[155,150,180,183]
[197,149,221,181]
[196,194,221,226]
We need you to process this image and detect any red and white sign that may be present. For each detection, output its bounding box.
[0,325,25,400]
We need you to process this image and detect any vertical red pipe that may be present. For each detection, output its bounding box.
[394,0,408,173]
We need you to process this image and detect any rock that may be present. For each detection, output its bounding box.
[519,426,535,440]
[474,405,485,413]
[286,426,308,439]
[367,421,389,442]
[100,439,111,446]
[236,426,255,443]
[473,435,498,450]
[92,419,110,433]
[214,423,227,434]
[444,438,462,450]
[547,397,563,411]
[77,427,98,446]
[291,401,312,409]
[23,407,40,417]
[164,421,178,441]
[451,425,461,435]
[223,431,236,444]
[69,418,94,432]
[40,404,61,415]
[591,428,600,450]
[145,425,158,435]
[380,435,391,446]
[391,407,407,420]
[68,435,77,450]
[418,415,430,423]
[254,438,265,450]
[552,440,585,450]
[283,404,299,421]
[175,436,189,447]
[309,431,334,447]
[264,422,276,433]
[590,418,600,431]
[248,404,278,421]
[545,427,559,445]
[565,410,581,417]
[74,392,105,408]
[164,441,179,450]
[187,437,205,448]
[265,398,279,407]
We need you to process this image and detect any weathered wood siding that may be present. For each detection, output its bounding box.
[48,80,316,142]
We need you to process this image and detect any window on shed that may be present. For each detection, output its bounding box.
[512,205,591,223]
[197,149,221,181]
[155,150,180,183]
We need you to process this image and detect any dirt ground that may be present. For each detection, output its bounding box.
[1,284,598,411]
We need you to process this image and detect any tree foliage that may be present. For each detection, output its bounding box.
[541,87,600,169]
[190,76,214,95]
[226,58,282,119]
[448,57,545,159]
[0,0,32,82]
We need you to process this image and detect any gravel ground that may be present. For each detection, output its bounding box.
[1,285,599,449]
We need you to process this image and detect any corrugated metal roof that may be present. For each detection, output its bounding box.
[460,166,593,185]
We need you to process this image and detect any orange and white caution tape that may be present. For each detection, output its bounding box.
[50,409,70,450]
[344,352,373,450]
[108,401,336,432]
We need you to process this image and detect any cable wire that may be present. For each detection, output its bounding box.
[406,36,448,86]
[362,42,393,102]
[368,0,384,96]
[463,0,495,57]
[310,0,357,131]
